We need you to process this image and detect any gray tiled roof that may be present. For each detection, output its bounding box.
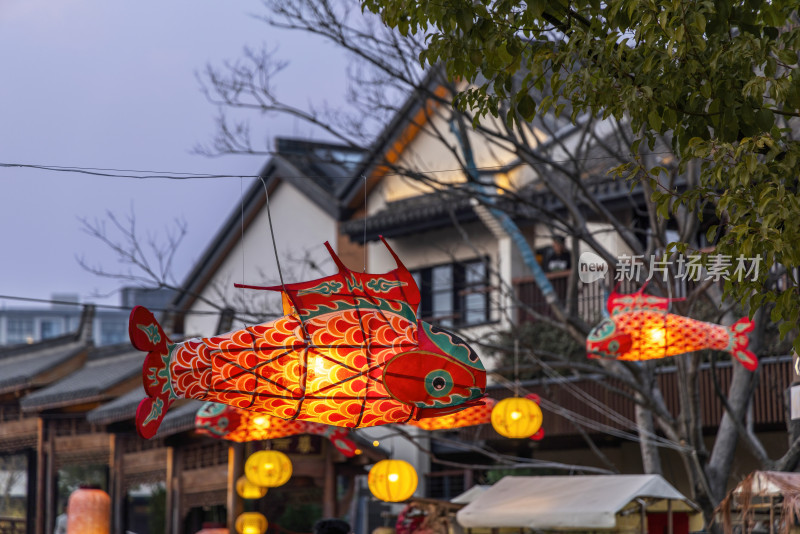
[0,341,87,395]
[155,400,205,438]
[342,189,478,243]
[21,345,142,411]
[86,385,144,425]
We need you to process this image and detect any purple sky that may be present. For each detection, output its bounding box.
[0,1,348,307]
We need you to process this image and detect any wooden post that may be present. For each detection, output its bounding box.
[35,419,46,534]
[26,449,37,534]
[45,427,55,534]
[322,442,336,517]
[667,500,673,534]
[770,495,775,534]
[109,434,125,534]
[165,447,174,534]
[227,444,244,532]
[173,446,183,534]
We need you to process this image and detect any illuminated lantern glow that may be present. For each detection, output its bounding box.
[235,512,268,534]
[491,397,543,439]
[409,398,496,430]
[195,402,359,456]
[245,450,292,488]
[66,486,110,534]
[236,475,268,500]
[132,238,487,439]
[586,287,757,370]
[368,459,418,502]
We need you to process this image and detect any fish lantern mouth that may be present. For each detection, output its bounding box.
[381,322,486,409]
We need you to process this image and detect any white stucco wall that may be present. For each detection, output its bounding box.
[183,182,339,337]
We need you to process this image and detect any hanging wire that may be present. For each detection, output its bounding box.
[240,177,246,308]
[258,176,287,290]
[514,337,520,397]
[0,151,677,183]
[362,174,368,272]
[491,371,690,452]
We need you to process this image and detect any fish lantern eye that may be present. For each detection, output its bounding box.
[425,370,453,397]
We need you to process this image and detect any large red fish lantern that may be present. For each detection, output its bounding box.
[407,398,496,431]
[586,287,757,370]
[131,238,486,439]
[195,401,358,456]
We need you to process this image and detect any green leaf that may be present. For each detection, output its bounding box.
[648,108,662,131]
[517,93,536,121]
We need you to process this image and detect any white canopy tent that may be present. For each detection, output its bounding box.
[456,475,698,531]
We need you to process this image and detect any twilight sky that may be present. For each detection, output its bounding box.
[0,1,349,308]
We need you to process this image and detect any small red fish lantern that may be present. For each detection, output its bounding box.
[586,287,757,370]
[195,401,358,456]
[130,238,486,439]
[408,398,495,431]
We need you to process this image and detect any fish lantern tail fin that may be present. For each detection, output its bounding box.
[129,306,175,439]
[729,317,758,371]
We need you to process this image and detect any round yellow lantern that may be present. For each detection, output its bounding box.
[491,396,543,438]
[245,450,292,487]
[367,459,418,502]
[236,475,268,500]
[235,512,268,534]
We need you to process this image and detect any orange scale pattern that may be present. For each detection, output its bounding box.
[168,308,418,428]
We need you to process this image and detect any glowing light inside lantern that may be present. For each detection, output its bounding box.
[491,397,543,439]
[252,416,269,428]
[373,440,380,447]
[245,450,292,487]
[236,476,268,500]
[235,512,268,534]
[649,327,666,344]
[368,459,418,502]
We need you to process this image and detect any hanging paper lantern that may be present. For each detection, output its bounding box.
[409,398,496,430]
[66,486,110,534]
[195,402,358,456]
[235,512,268,534]
[245,450,292,488]
[491,397,542,439]
[236,475,268,500]
[368,459,418,502]
[131,238,487,439]
[586,287,757,370]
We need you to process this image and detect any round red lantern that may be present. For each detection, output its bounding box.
[66,486,110,534]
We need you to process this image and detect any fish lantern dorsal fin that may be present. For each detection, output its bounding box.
[324,241,350,274]
[379,235,411,278]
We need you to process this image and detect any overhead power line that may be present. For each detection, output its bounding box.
[0,152,673,182]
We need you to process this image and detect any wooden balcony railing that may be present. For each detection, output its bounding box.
[459,356,793,442]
